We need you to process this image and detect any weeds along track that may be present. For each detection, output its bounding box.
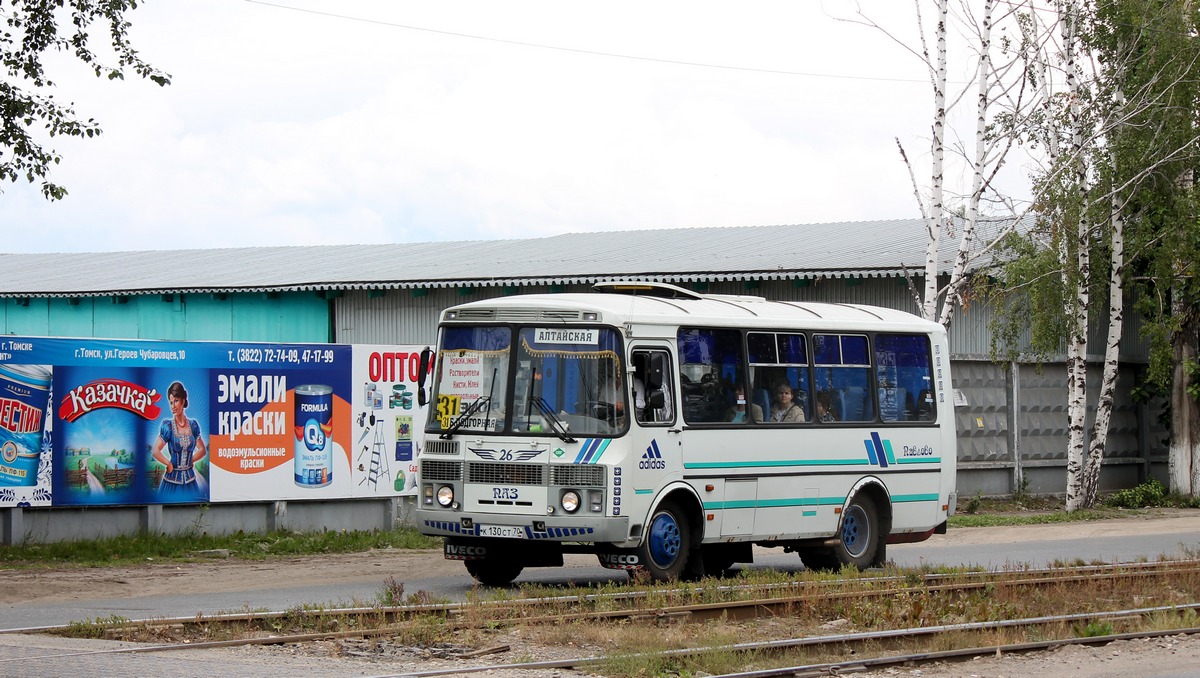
[396,611,1200,678]
[13,559,1200,654]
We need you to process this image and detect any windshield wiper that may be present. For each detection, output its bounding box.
[531,397,577,443]
[440,396,491,440]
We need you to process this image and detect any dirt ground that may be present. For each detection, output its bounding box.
[5,510,1200,677]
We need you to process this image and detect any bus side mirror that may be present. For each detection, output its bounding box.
[646,390,666,410]
[417,347,433,407]
[645,353,665,391]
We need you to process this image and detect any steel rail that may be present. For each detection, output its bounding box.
[385,604,1200,677]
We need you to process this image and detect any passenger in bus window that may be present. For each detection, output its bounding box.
[917,389,936,421]
[815,391,837,423]
[631,373,647,421]
[769,385,805,423]
[726,385,763,423]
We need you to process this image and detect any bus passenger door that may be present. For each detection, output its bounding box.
[721,478,757,536]
[626,349,679,508]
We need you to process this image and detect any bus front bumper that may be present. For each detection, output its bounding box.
[416,508,631,545]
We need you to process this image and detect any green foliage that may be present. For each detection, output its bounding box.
[1012,473,1031,503]
[1103,479,1200,509]
[1,1,171,200]
[63,614,131,639]
[1187,359,1200,402]
[964,491,983,515]
[1075,620,1114,638]
[1104,479,1168,508]
[984,229,1069,364]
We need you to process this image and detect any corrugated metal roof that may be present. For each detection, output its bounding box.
[0,218,1021,298]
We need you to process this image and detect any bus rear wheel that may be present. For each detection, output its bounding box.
[800,494,882,571]
[637,501,691,581]
[464,559,524,586]
[835,494,881,569]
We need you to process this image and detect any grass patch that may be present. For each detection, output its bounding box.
[0,527,440,569]
[947,488,1198,528]
[949,508,1118,528]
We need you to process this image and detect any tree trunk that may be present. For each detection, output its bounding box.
[939,0,994,329]
[922,0,950,323]
[1084,194,1125,506]
[1169,297,1199,495]
[1062,1,1092,512]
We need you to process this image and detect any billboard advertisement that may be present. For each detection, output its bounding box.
[0,337,428,508]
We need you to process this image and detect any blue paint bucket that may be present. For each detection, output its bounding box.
[294,384,333,488]
[0,364,51,487]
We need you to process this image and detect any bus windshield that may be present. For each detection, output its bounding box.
[428,325,627,437]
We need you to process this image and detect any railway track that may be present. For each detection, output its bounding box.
[7,559,1200,675]
[388,610,1200,678]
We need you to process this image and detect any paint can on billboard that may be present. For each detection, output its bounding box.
[294,384,333,488]
[395,415,413,462]
[0,364,51,487]
[389,384,406,409]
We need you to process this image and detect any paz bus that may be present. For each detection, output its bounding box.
[415,282,957,585]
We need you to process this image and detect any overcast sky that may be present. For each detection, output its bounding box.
[1,0,1031,253]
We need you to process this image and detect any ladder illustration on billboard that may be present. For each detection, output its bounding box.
[358,418,390,489]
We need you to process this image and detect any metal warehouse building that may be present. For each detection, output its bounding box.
[0,219,1166,541]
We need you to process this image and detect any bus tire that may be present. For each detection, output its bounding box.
[833,493,880,569]
[638,500,691,581]
[464,559,524,586]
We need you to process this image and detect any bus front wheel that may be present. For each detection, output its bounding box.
[638,501,691,581]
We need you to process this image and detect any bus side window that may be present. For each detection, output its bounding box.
[875,334,935,423]
[814,333,871,422]
[677,328,743,424]
[633,350,675,425]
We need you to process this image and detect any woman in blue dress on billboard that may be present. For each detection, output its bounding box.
[151,381,208,500]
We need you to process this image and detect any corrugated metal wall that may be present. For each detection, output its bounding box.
[0,293,331,342]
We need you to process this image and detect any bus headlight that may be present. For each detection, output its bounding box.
[561,490,581,513]
[436,485,455,507]
[589,490,605,513]
[423,485,435,506]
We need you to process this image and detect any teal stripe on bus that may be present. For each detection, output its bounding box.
[684,459,867,469]
[702,496,846,510]
[891,493,940,503]
[882,439,897,465]
[703,494,938,510]
[573,438,611,464]
[895,457,941,464]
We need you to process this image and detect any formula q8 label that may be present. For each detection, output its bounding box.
[293,384,333,488]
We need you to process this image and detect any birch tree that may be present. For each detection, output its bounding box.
[1105,0,1200,498]
[849,0,1032,328]
[991,0,1200,508]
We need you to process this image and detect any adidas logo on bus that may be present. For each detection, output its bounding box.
[639,440,666,470]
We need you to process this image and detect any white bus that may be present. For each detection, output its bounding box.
[415,282,957,585]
